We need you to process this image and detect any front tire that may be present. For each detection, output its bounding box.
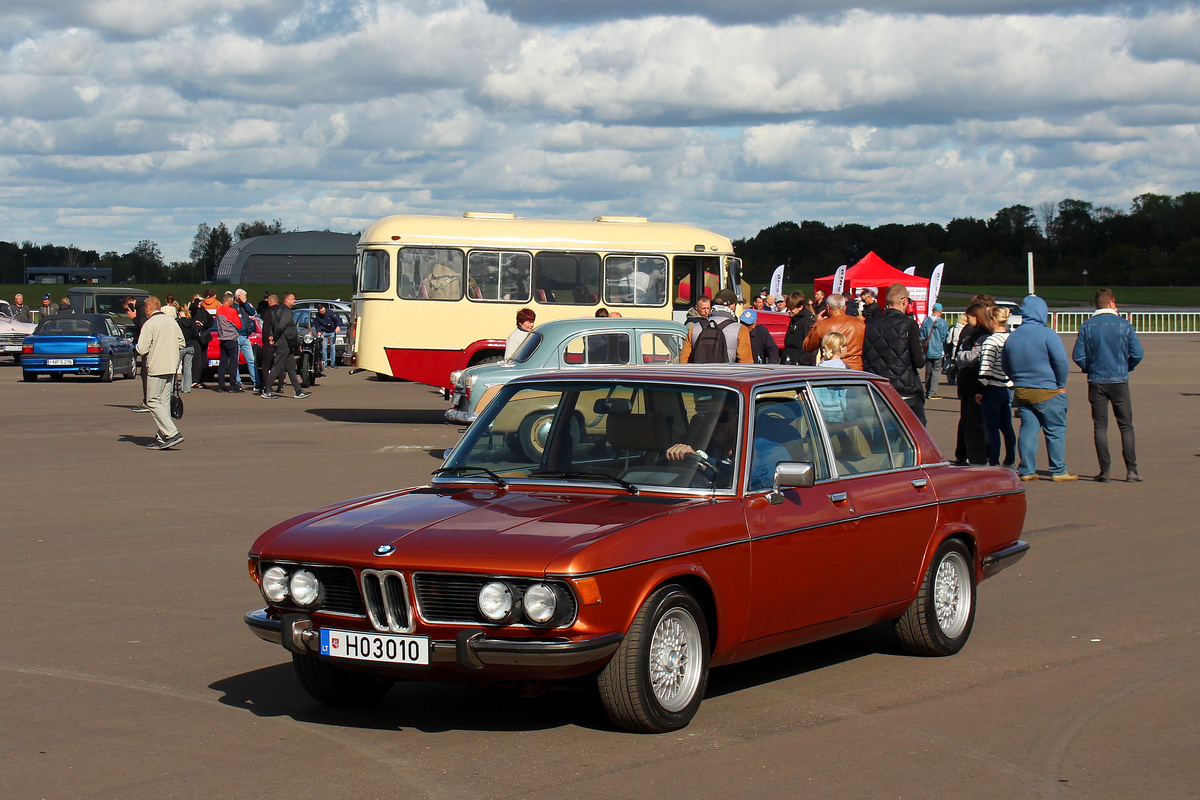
[291,653,394,706]
[894,538,976,656]
[299,353,312,388]
[598,584,710,733]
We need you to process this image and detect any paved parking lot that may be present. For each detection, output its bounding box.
[2,337,1198,800]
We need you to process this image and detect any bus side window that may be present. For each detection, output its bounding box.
[605,255,666,306]
[534,252,599,305]
[399,248,464,300]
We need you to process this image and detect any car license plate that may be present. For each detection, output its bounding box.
[320,628,430,665]
[3,345,21,352]
[208,359,219,366]
[48,358,74,366]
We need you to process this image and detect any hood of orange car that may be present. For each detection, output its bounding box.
[253,486,700,575]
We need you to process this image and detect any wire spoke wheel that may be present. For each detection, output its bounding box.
[893,538,976,657]
[597,584,710,733]
[648,609,702,712]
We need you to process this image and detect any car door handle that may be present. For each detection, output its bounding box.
[828,492,848,503]
[910,478,928,489]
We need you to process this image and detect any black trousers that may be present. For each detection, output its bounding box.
[191,342,205,385]
[217,338,238,389]
[260,344,275,390]
[267,345,301,393]
[1089,381,1136,472]
[955,394,987,465]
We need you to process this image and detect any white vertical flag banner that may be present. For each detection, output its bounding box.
[928,262,945,310]
[904,266,917,275]
[831,265,847,296]
[770,265,785,299]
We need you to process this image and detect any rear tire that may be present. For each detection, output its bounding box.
[100,360,114,382]
[291,653,394,706]
[22,371,36,381]
[597,584,710,733]
[894,538,976,656]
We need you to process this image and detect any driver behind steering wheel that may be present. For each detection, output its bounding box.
[665,394,739,487]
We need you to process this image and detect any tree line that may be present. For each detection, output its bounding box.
[0,219,286,285]
[733,193,1200,287]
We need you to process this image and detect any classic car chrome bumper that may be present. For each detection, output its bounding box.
[244,608,622,669]
[981,540,1030,578]
[443,407,477,424]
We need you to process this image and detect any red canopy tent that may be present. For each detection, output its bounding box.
[814,252,932,318]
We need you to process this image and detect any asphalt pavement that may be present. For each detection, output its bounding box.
[2,337,1198,800]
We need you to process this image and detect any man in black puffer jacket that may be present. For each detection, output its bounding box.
[863,283,927,424]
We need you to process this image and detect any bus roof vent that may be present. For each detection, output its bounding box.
[462,212,516,220]
[593,216,649,224]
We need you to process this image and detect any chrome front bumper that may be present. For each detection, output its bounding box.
[443,408,477,424]
[244,608,622,669]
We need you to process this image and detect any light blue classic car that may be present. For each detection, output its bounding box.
[444,317,688,454]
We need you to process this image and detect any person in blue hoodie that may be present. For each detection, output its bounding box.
[1000,295,1076,481]
[1072,288,1144,482]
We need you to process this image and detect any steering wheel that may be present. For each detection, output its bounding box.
[680,451,718,484]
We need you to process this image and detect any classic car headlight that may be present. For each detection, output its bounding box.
[303,330,316,344]
[478,581,515,622]
[289,569,322,607]
[262,566,289,603]
[523,583,558,624]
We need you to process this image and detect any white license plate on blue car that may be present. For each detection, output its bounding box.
[320,628,430,665]
[48,358,74,366]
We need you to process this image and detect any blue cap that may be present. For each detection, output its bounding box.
[932,302,943,311]
[739,309,757,325]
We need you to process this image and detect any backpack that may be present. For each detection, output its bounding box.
[690,318,736,364]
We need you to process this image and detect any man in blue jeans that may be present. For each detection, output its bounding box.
[1072,288,1144,482]
[233,288,261,393]
[919,302,949,399]
[1001,295,1076,482]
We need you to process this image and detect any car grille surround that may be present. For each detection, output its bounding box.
[360,569,413,633]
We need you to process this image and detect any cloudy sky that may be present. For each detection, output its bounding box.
[2,0,1198,262]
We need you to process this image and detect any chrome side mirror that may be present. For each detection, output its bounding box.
[767,462,815,505]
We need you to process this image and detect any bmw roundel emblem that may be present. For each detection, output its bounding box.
[374,544,395,556]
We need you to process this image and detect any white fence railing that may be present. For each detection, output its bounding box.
[942,311,1199,334]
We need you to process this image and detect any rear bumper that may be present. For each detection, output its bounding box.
[982,540,1030,578]
[22,355,106,371]
[244,608,623,669]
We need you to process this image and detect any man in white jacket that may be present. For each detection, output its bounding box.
[136,296,186,449]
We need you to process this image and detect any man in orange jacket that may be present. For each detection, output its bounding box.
[802,292,866,369]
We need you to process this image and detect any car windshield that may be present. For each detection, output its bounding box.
[441,381,742,491]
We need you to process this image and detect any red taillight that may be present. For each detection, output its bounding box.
[22,344,33,354]
[87,343,102,353]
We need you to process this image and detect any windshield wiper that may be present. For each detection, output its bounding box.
[431,466,508,488]
[529,470,640,495]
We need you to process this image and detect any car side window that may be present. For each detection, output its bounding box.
[871,387,918,469]
[811,383,893,476]
[640,332,684,363]
[563,333,631,366]
[749,390,829,491]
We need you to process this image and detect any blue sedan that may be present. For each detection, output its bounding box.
[22,314,138,382]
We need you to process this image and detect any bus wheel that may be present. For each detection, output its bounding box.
[474,354,503,367]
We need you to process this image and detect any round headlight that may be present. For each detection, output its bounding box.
[523,583,558,624]
[289,569,321,608]
[303,330,315,344]
[262,566,289,603]
[478,581,514,622]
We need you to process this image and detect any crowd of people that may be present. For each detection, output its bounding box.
[502,282,1143,484]
[112,288,339,449]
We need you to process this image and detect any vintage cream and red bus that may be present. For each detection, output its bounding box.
[348,212,744,392]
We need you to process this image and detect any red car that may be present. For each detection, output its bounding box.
[204,318,262,378]
[245,365,1028,732]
